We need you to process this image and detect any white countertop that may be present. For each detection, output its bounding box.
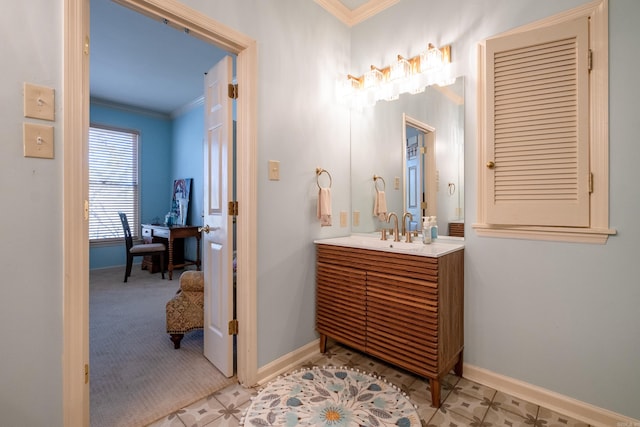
[314,234,464,257]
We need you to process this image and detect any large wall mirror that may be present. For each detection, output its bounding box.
[351,76,464,237]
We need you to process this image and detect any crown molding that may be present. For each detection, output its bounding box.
[314,0,400,27]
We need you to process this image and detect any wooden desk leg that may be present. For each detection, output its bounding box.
[168,237,174,280]
[195,235,201,271]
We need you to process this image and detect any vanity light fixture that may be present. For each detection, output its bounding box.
[338,44,453,108]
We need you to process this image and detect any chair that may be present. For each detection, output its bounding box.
[166,270,204,349]
[118,212,166,282]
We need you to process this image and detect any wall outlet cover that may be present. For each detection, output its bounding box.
[353,211,360,227]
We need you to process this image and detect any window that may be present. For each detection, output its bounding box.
[89,125,140,244]
[474,0,616,243]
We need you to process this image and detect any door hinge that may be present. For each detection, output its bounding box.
[84,36,90,56]
[84,200,89,221]
[421,201,428,210]
[228,83,238,99]
[228,201,238,216]
[420,146,426,154]
[588,49,593,72]
[84,364,89,384]
[589,172,594,193]
[228,319,238,335]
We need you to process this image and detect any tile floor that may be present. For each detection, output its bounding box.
[147,341,591,427]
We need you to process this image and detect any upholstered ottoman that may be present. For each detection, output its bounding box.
[166,270,204,349]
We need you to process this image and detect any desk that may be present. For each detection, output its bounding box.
[141,224,201,280]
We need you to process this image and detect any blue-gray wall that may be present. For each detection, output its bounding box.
[1,1,639,425]
[350,0,640,419]
[171,102,205,261]
[88,101,206,269]
[89,102,173,269]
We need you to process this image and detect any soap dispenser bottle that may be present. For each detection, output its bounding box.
[422,216,432,244]
[430,216,438,240]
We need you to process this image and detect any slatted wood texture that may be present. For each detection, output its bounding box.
[367,271,439,377]
[315,244,464,382]
[448,222,464,237]
[316,262,366,352]
[316,245,438,281]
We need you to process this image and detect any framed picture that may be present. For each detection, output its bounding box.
[171,178,192,225]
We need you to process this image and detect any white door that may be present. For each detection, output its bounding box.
[202,56,234,377]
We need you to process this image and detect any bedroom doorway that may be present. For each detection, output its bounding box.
[63,0,258,424]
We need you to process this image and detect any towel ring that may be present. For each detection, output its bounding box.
[373,175,386,192]
[316,167,332,189]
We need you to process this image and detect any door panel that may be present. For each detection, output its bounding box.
[203,56,234,377]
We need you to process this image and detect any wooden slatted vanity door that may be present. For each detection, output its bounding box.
[366,271,439,377]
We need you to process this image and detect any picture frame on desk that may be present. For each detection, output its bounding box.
[171,178,192,225]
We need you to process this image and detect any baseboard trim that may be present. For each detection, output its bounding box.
[463,363,639,427]
[255,339,321,386]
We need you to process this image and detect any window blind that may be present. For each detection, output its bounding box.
[89,125,140,243]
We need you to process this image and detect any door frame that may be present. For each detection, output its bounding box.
[402,114,436,221]
[63,0,258,424]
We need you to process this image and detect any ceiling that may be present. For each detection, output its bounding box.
[90,0,398,115]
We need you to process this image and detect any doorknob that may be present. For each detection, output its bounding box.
[198,224,220,234]
[486,161,495,169]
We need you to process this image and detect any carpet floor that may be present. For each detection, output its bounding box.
[90,266,236,427]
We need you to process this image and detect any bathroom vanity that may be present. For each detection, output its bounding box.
[314,235,464,408]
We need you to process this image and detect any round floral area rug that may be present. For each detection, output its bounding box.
[241,366,421,427]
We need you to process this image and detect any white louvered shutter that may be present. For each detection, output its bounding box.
[485,16,590,227]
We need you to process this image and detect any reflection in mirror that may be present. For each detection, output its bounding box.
[403,115,436,233]
[351,76,464,237]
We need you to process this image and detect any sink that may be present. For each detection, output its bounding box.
[314,235,464,257]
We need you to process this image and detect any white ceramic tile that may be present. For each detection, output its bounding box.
[537,407,590,426]
[442,389,491,421]
[143,343,595,427]
[211,382,256,409]
[174,395,226,427]
[145,412,187,427]
[483,405,531,426]
[453,377,498,401]
[492,390,539,420]
[425,407,480,426]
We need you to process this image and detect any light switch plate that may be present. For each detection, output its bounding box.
[24,123,54,159]
[268,160,280,180]
[24,83,55,121]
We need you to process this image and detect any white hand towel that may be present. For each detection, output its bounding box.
[317,188,332,227]
[373,190,387,221]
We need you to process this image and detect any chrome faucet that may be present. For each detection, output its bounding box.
[387,212,400,242]
[402,212,413,242]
